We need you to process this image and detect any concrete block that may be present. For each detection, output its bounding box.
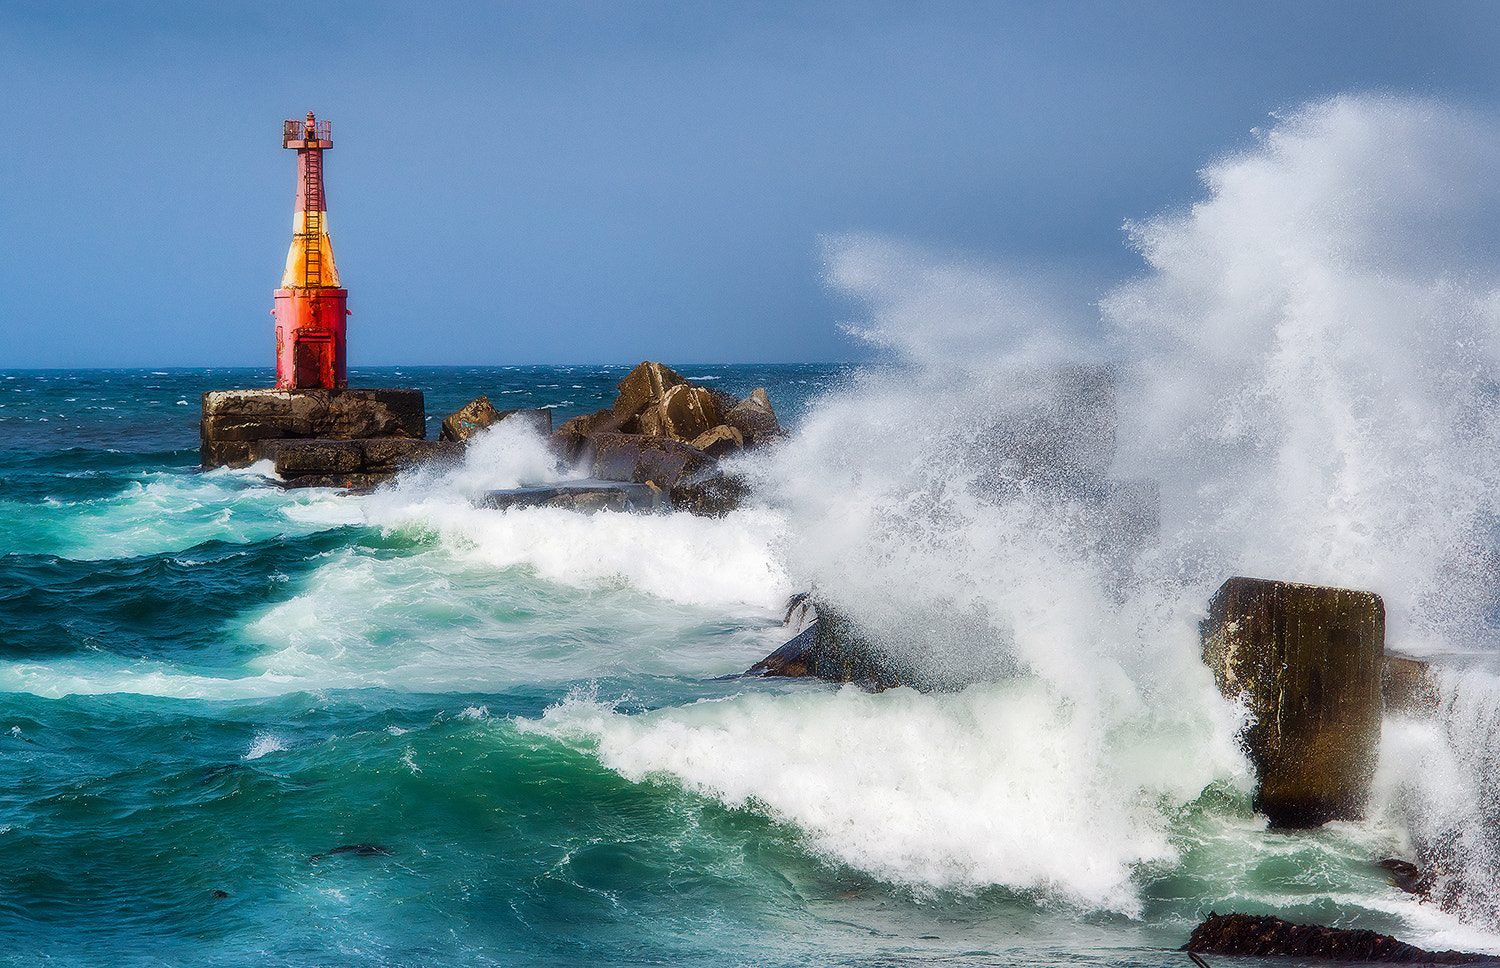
[200,388,425,468]
[1201,576,1385,828]
[498,407,554,437]
[479,479,665,513]
[440,396,503,442]
[612,361,686,420]
[590,431,714,489]
[362,438,463,471]
[723,387,781,446]
[271,439,365,475]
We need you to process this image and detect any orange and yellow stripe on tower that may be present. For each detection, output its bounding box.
[282,211,340,290]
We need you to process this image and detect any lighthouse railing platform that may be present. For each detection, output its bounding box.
[283,118,332,148]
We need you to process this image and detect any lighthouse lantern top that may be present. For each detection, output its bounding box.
[283,112,332,149]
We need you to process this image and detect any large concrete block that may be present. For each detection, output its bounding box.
[499,407,554,437]
[1383,653,1441,717]
[589,431,714,489]
[200,388,425,468]
[479,479,665,513]
[653,383,721,443]
[270,439,365,475]
[723,387,781,446]
[439,395,503,442]
[612,361,686,420]
[1201,576,1385,828]
[361,438,464,472]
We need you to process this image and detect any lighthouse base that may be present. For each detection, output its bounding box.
[200,387,425,469]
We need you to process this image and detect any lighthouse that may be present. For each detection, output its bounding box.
[274,113,348,389]
[202,112,427,477]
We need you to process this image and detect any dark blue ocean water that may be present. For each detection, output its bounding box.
[1,366,1497,967]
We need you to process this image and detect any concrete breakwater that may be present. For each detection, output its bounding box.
[199,361,782,508]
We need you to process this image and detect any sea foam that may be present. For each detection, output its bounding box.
[534,95,1500,928]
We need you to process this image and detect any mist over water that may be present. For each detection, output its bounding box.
[1107,95,1500,650]
[541,94,1500,929]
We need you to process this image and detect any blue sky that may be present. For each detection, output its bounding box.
[3,1,1499,367]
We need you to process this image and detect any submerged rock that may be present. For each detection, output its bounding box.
[310,843,392,862]
[479,479,665,513]
[1183,912,1487,963]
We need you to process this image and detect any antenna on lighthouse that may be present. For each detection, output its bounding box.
[273,112,348,389]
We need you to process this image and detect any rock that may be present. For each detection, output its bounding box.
[1182,912,1486,963]
[1384,653,1441,717]
[652,384,721,443]
[637,405,666,437]
[744,607,907,691]
[1377,857,1436,898]
[200,388,425,468]
[590,431,715,490]
[706,387,742,419]
[743,596,1019,692]
[550,409,631,464]
[479,479,665,513]
[783,592,815,634]
[689,424,744,459]
[669,470,748,516]
[723,387,781,446]
[1201,576,1386,828]
[268,439,364,475]
[440,398,555,443]
[360,438,464,473]
[440,396,500,442]
[612,361,687,421]
[746,623,820,678]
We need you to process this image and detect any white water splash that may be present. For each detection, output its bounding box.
[536,95,1500,928]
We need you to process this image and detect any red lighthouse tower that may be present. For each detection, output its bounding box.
[274,113,348,389]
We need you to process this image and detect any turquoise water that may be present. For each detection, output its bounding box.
[2,365,1496,967]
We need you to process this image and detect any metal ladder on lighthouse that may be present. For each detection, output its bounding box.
[301,149,324,289]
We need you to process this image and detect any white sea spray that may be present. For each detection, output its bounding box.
[526,96,1500,935]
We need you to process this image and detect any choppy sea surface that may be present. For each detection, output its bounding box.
[0,361,1492,968]
[11,95,1500,966]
